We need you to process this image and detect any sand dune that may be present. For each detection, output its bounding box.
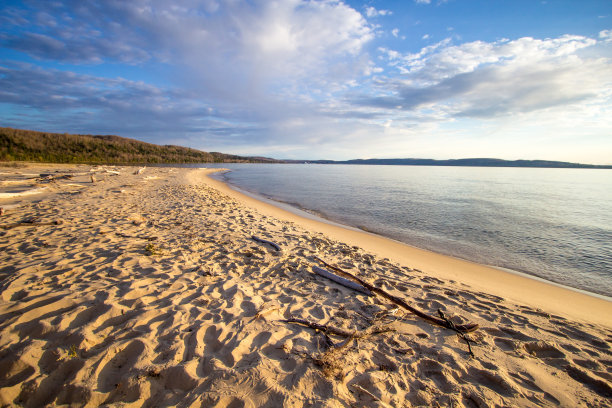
[0,164,610,407]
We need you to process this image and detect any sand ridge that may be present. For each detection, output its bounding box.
[0,164,611,407]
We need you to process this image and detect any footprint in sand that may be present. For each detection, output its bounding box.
[97,340,146,393]
[19,359,85,407]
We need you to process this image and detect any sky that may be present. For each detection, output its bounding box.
[1,0,611,163]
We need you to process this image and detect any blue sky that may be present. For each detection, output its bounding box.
[1,0,611,163]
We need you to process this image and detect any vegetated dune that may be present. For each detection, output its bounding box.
[0,127,278,164]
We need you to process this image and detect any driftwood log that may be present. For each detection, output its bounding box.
[312,266,373,296]
[0,220,63,230]
[314,256,478,334]
[251,235,282,251]
[283,317,394,339]
[37,174,74,182]
[439,309,475,357]
[115,232,158,241]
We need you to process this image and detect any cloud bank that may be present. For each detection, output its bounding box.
[368,35,608,118]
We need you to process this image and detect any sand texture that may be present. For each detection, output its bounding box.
[0,164,611,407]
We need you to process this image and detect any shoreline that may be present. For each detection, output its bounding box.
[199,168,612,327]
[212,169,612,303]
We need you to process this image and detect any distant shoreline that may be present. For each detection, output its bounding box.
[285,158,612,169]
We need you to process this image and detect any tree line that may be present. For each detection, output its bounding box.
[0,128,274,164]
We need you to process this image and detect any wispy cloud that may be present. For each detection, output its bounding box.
[358,35,610,119]
[0,0,377,153]
[0,62,235,141]
[600,29,612,42]
[365,7,392,17]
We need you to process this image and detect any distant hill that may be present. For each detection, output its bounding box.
[0,127,279,164]
[291,157,612,169]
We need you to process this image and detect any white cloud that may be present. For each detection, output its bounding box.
[291,33,612,161]
[1,0,375,120]
[365,6,392,17]
[422,34,430,40]
[600,29,612,42]
[0,62,230,143]
[2,1,374,81]
[415,0,431,4]
[0,0,381,154]
[385,35,598,86]
[392,28,399,38]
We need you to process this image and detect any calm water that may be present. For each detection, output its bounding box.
[201,163,612,297]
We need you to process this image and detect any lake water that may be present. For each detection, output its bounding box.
[199,163,612,297]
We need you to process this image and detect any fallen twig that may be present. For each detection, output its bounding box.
[331,335,354,350]
[282,317,393,339]
[115,232,158,241]
[252,235,282,251]
[254,305,280,320]
[350,384,393,408]
[312,265,373,296]
[0,220,63,230]
[438,309,475,357]
[314,256,478,334]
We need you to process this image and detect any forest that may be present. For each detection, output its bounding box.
[0,127,273,164]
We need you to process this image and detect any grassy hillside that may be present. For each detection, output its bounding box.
[0,127,273,164]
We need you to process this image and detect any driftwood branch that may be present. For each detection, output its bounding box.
[312,266,373,296]
[314,256,478,334]
[1,220,63,230]
[252,235,282,251]
[351,384,393,408]
[37,174,74,182]
[438,309,475,357]
[254,305,280,320]
[331,335,354,350]
[282,317,394,339]
[115,232,158,241]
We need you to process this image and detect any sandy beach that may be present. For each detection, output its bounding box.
[1,163,611,407]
